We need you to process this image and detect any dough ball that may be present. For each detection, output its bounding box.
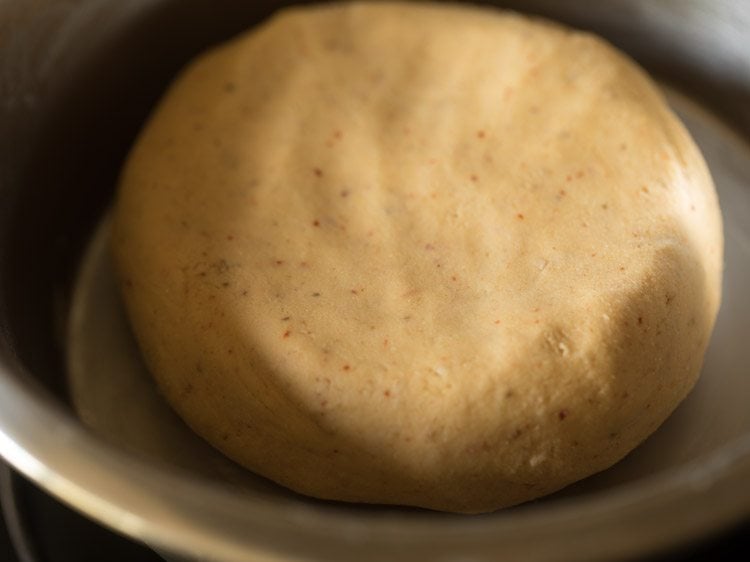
[113,1,723,512]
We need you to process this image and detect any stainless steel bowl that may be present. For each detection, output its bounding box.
[1,1,749,561]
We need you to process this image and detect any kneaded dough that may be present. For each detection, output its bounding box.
[113,1,723,512]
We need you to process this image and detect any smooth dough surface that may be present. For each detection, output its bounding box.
[113,1,723,512]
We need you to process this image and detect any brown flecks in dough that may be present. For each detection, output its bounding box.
[195,364,203,374]
[342,364,351,371]
[384,389,392,397]
[609,432,619,439]
[558,189,566,197]
[383,338,389,349]
[274,260,285,266]
[281,316,291,321]
[226,234,235,241]
[511,428,523,440]
[565,174,573,182]
[227,348,233,355]
[516,213,525,220]
[641,185,650,194]
[619,266,626,272]
[620,142,628,151]
[505,389,515,399]
[182,383,194,396]
[451,275,458,282]
[221,432,230,441]
[312,219,320,227]
[340,189,350,198]
[665,293,675,305]
[476,130,486,139]
[320,400,328,407]
[124,278,133,289]
[558,410,568,421]
[575,170,585,179]
[494,319,501,325]
[223,82,236,93]
[312,292,321,297]
[241,290,248,297]
[470,174,479,183]
[601,203,609,210]
[282,330,291,339]
[637,316,644,325]
[424,243,435,251]
[313,167,324,177]
[222,281,230,288]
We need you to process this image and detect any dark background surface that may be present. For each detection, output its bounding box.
[0,461,748,562]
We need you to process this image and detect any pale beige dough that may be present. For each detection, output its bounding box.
[112,1,723,512]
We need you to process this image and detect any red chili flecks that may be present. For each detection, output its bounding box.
[282,330,291,339]
[517,213,525,220]
[313,167,323,177]
[312,220,320,227]
[342,364,351,371]
[558,410,569,421]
